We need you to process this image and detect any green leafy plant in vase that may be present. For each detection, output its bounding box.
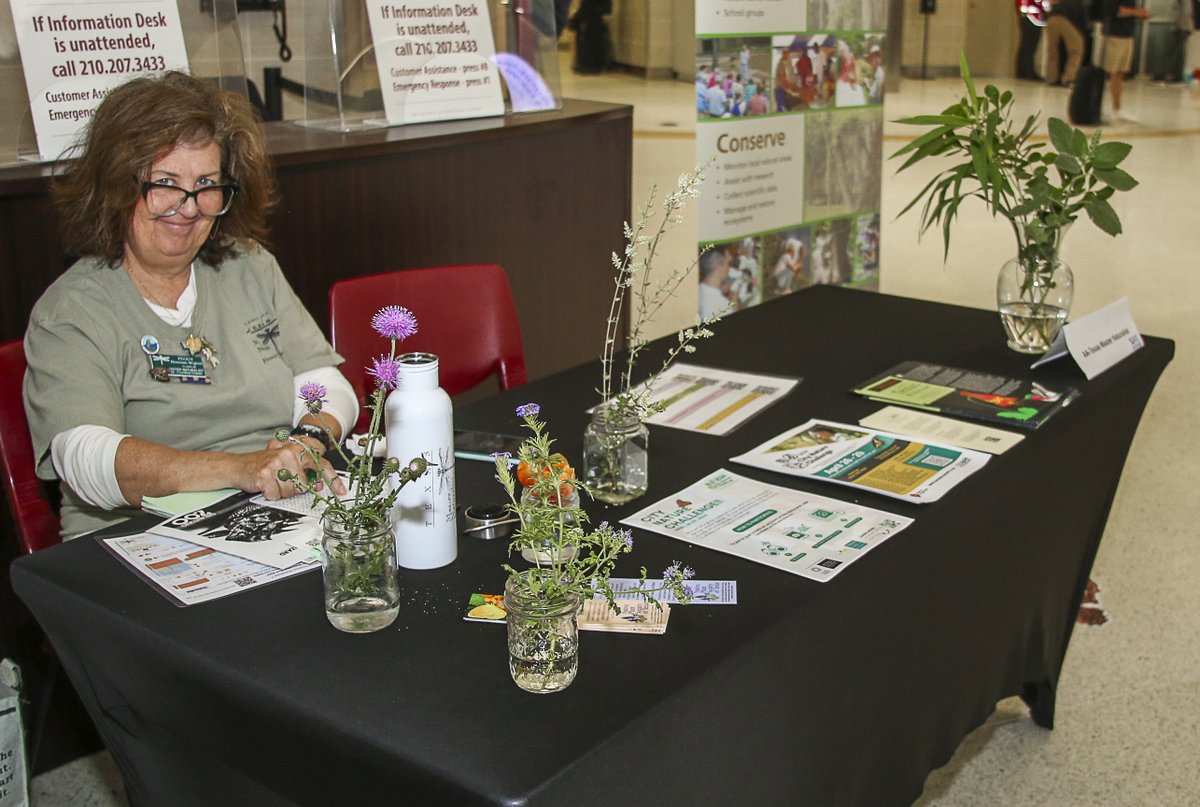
[892,53,1138,353]
[278,305,429,633]
[493,403,696,693]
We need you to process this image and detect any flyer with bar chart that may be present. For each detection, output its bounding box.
[622,470,912,582]
[103,532,316,606]
[628,363,799,435]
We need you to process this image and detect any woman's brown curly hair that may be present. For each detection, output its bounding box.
[52,71,276,267]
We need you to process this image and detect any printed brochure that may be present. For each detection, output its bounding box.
[731,419,989,503]
[623,470,913,582]
[853,361,1078,430]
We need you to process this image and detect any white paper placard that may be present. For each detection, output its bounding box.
[8,0,190,161]
[1032,297,1144,379]
[365,0,504,126]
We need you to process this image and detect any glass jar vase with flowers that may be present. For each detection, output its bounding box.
[587,164,721,503]
[279,305,430,633]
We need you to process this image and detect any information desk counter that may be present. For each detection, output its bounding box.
[0,98,632,382]
[13,286,1173,806]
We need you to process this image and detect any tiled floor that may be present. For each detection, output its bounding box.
[28,71,1200,805]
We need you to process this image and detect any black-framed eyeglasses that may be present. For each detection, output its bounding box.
[140,182,239,218]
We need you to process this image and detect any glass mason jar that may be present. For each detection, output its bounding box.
[321,514,400,634]
[997,251,1074,354]
[504,573,580,694]
[518,486,580,565]
[582,410,649,505]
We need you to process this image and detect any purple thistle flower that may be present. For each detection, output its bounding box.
[371,306,419,341]
[515,403,541,418]
[298,382,327,413]
[368,355,401,390]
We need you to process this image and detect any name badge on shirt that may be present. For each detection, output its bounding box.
[148,353,211,384]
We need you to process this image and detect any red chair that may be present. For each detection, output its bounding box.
[0,339,63,773]
[0,339,61,554]
[330,265,528,432]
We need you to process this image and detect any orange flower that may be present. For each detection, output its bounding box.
[516,453,576,499]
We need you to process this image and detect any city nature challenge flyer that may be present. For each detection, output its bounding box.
[731,419,989,503]
[623,470,913,582]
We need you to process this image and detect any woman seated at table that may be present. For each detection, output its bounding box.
[24,71,357,538]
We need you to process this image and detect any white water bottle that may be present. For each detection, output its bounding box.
[384,352,457,569]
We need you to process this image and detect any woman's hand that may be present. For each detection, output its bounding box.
[113,436,347,507]
[256,437,348,499]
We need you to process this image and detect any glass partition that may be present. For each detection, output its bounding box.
[280,0,562,131]
[1,0,249,165]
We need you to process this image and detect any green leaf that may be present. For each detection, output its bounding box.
[1092,141,1133,169]
[1047,118,1073,153]
[1070,128,1088,157]
[1094,167,1138,191]
[1054,153,1082,175]
[959,51,977,111]
[1084,196,1122,235]
[894,114,971,127]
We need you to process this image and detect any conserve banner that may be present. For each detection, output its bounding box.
[695,0,887,318]
[8,0,189,161]
[364,0,504,125]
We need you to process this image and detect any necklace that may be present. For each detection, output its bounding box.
[126,264,189,310]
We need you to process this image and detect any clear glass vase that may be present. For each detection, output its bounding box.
[504,572,580,694]
[321,514,400,633]
[518,486,580,565]
[996,253,1074,355]
[582,410,649,504]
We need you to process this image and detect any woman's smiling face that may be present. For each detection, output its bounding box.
[125,140,222,275]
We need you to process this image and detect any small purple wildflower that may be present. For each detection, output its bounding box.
[515,403,541,418]
[371,306,419,341]
[299,382,327,413]
[367,355,401,390]
[619,530,634,549]
[682,584,695,601]
[683,565,696,580]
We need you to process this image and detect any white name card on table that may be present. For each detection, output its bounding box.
[365,0,504,126]
[8,0,190,161]
[1032,297,1144,380]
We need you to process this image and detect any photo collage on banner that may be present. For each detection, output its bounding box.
[695,0,886,319]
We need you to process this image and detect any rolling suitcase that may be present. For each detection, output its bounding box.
[1068,65,1106,125]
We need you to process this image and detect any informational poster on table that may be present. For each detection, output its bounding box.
[8,0,190,161]
[695,0,887,319]
[365,0,504,125]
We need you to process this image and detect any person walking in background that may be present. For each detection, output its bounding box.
[1045,0,1089,86]
[1154,0,1195,83]
[1103,0,1150,120]
[569,0,612,75]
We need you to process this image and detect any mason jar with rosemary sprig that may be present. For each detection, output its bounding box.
[494,403,698,692]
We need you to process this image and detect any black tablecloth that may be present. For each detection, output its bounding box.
[13,287,1174,806]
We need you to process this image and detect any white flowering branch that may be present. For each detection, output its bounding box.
[599,161,719,422]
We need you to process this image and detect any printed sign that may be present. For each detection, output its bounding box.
[364,0,504,125]
[8,0,190,160]
[695,1,887,317]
